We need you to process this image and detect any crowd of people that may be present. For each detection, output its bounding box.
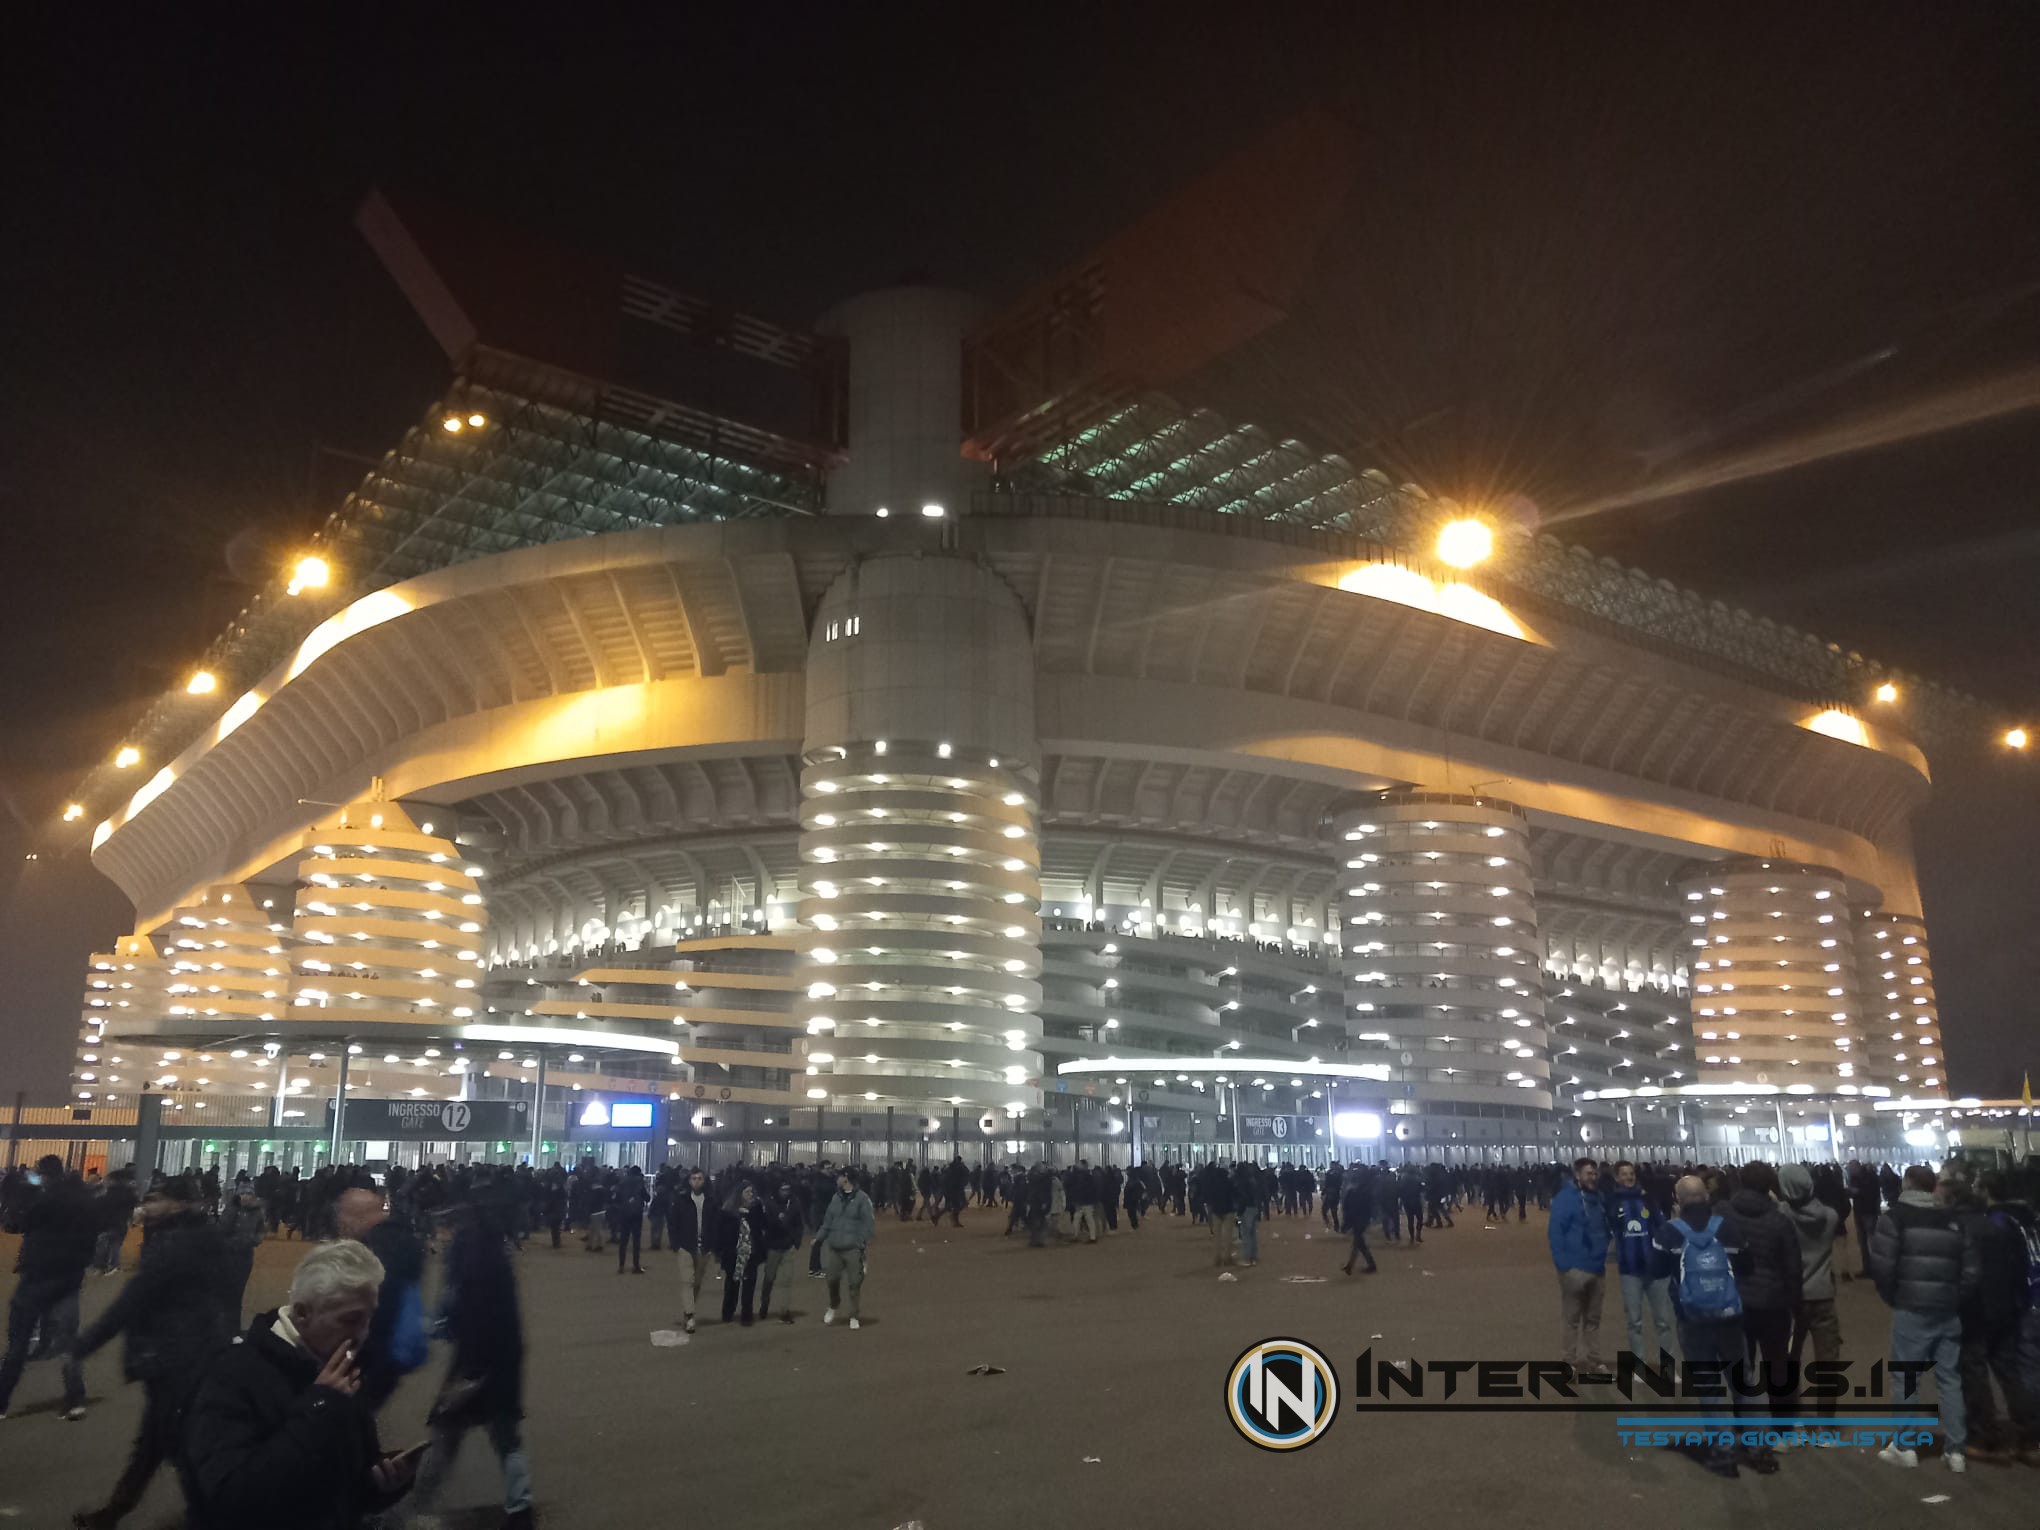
[1545,1154,2040,1479]
[3,1146,2037,1521]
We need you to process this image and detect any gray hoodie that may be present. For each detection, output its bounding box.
[1777,1163,1840,1301]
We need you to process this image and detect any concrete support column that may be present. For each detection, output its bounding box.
[793,554,1043,1134]
[328,1048,352,1162]
[1679,856,1861,1094]
[529,1054,546,1166]
[1335,791,1552,1126]
[134,1092,164,1176]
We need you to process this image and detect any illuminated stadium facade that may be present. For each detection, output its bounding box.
[49,164,2016,1170]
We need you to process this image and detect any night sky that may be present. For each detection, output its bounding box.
[4,8,2036,1100]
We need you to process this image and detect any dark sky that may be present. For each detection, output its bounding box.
[3,7,2036,1100]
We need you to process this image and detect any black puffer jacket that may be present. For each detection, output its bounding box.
[1868,1190,1980,1315]
[73,1211,236,1384]
[1974,1199,2036,1332]
[1727,1189,1803,1312]
[180,1312,392,1530]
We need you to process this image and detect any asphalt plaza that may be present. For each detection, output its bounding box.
[2,1205,2033,1528]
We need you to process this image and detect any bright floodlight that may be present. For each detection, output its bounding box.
[185,670,217,696]
[113,746,141,769]
[62,802,85,822]
[921,502,945,518]
[1874,682,1898,703]
[1436,517,1493,568]
[287,555,330,596]
[2007,727,2030,750]
[1333,1109,1383,1140]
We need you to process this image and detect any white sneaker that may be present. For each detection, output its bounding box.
[823,1308,835,1325]
[1945,1452,1966,1475]
[1878,1443,1919,1468]
[848,1317,860,1330]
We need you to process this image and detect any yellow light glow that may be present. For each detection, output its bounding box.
[1338,562,1529,642]
[287,555,330,596]
[215,689,263,743]
[185,670,217,696]
[2008,727,2030,750]
[114,746,141,769]
[286,589,412,681]
[1806,709,1869,747]
[466,412,486,428]
[1874,682,1898,703]
[63,802,85,822]
[1435,517,1493,569]
[442,415,464,433]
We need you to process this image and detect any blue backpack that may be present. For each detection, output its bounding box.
[387,1279,430,1374]
[1674,1215,1741,1319]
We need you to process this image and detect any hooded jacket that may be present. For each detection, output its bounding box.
[1868,1188,1979,1315]
[1976,1198,2036,1331]
[1776,1165,1840,1301]
[1727,1188,1803,1312]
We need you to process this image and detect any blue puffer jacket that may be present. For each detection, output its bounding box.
[1609,1185,1672,1279]
[1548,1182,1612,1274]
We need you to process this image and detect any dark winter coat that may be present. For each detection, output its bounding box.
[179,1312,392,1530]
[1868,1189,1979,1315]
[438,1219,525,1417]
[1726,1189,1802,1312]
[12,1175,98,1288]
[73,1211,236,1384]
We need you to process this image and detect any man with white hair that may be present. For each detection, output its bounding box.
[180,1239,417,1529]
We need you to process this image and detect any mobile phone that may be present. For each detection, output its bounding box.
[395,1439,432,1465]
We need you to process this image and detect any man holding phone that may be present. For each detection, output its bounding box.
[179,1239,418,1529]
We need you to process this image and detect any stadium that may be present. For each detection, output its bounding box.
[36,132,2026,1177]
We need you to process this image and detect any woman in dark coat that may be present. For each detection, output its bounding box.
[718,1184,770,1326]
[406,1202,532,1527]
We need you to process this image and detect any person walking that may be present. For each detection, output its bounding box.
[1778,1162,1843,1422]
[719,1184,769,1326]
[1340,1169,1377,1275]
[1547,1157,1613,1375]
[1204,1163,1238,1268]
[0,1157,95,1421]
[335,1187,427,1413]
[180,1239,416,1529]
[757,1183,805,1324]
[1609,1160,1677,1362]
[611,1167,647,1275]
[402,1201,533,1530]
[1656,1175,1747,1478]
[665,1167,719,1336]
[817,1169,875,1329]
[1233,1162,1262,1267]
[92,1169,139,1276]
[1869,1163,1981,1473]
[1067,1161,1100,1244]
[64,1174,236,1528]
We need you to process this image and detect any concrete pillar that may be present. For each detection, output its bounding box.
[818,287,987,519]
[134,1092,164,1176]
[793,554,1042,1141]
[328,1048,352,1162]
[1335,791,1552,1125]
[529,1054,546,1165]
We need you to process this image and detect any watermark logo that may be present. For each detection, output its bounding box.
[1225,1338,1339,1451]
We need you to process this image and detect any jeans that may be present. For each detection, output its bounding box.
[758,1246,793,1318]
[407,1410,532,1519]
[674,1248,711,1320]
[1619,1274,1677,1361]
[0,1277,86,1414]
[1959,1311,2040,1451]
[1890,1307,1966,1453]
[1556,1269,1606,1369]
[1238,1205,1259,1262]
[1213,1216,1238,1266]
[614,1214,642,1272]
[821,1243,866,1319]
[1678,1316,1746,1463]
[91,1227,124,1273]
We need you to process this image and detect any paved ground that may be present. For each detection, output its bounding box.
[1,1206,2032,1528]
